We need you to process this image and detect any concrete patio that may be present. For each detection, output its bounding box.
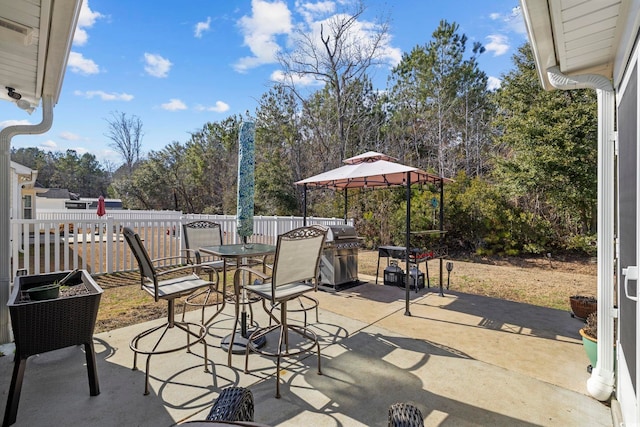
[0,275,613,426]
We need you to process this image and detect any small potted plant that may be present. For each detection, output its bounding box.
[579,312,598,367]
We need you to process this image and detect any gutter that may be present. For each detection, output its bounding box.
[546,66,615,402]
[0,96,54,344]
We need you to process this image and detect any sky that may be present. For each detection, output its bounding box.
[0,0,528,167]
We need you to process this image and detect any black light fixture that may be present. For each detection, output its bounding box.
[446,261,454,289]
[6,87,22,100]
[6,86,32,111]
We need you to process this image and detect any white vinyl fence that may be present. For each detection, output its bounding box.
[12,212,351,277]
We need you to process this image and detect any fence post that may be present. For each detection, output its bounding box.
[106,216,114,274]
[273,216,279,244]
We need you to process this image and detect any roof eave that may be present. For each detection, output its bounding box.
[40,0,83,106]
[520,0,557,91]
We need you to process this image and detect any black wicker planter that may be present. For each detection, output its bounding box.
[3,270,103,427]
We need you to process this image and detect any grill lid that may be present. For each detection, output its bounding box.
[326,225,358,242]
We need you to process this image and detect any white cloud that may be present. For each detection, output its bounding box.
[0,119,31,129]
[485,34,509,57]
[161,99,187,111]
[194,101,230,113]
[144,53,173,78]
[59,131,81,141]
[73,147,89,155]
[270,69,320,86]
[378,41,403,67]
[297,1,336,24]
[74,29,89,46]
[508,6,526,35]
[488,6,526,36]
[487,76,501,91]
[40,140,58,151]
[234,0,401,76]
[73,0,104,46]
[234,0,293,72]
[74,90,134,101]
[67,52,100,74]
[195,17,211,38]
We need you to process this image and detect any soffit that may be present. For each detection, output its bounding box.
[0,0,81,113]
[521,0,633,90]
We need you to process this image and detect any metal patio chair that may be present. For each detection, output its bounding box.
[240,225,327,398]
[123,226,211,395]
[181,220,228,323]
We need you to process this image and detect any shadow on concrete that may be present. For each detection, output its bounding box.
[250,330,539,427]
[0,336,222,426]
[412,290,585,342]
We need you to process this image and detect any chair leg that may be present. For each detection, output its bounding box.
[299,294,319,326]
[276,339,282,399]
[182,267,225,324]
[182,287,211,322]
[144,354,152,396]
[130,303,208,395]
[266,295,318,328]
[264,300,280,326]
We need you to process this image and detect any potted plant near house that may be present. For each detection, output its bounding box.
[579,312,598,371]
[579,310,617,374]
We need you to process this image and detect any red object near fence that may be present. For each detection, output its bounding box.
[96,196,106,217]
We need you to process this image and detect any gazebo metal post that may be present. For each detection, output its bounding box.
[439,178,445,297]
[405,171,411,316]
[303,183,307,226]
[344,188,348,224]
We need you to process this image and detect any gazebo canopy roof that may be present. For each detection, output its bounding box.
[296,151,451,190]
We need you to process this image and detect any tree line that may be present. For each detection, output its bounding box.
[12,14,598,256]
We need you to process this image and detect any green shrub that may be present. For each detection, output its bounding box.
[565,233,597,256]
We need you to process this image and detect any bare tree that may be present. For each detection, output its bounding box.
[104,111,144,175]
[277,0,391,161]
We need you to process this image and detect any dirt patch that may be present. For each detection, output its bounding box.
[357,250,596,311]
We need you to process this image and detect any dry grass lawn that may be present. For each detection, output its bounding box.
[92,250,597,334]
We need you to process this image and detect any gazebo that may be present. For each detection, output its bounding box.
[296,151,452,315]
